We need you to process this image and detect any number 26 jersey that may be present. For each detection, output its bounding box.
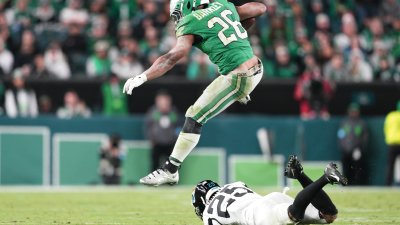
[175,0,254,75]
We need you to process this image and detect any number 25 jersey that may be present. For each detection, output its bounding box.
[175,0,254,75]
[202,182,294,225]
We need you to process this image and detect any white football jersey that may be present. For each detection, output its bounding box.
[202,182,325,225]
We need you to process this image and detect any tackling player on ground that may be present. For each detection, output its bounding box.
[192,155,348,225]
[123,0,266,186]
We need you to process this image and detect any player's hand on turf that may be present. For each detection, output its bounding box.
[123,74,147,95]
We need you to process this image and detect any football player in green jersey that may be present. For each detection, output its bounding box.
[123,0,266,186]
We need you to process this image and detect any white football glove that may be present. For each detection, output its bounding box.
[123,74,148,95]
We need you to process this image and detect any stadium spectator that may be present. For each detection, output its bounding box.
[62,23,88,74]
[314,13,331,38]
[354,0,381,25]
[99,133,123,185]
[109,0,137,23]
[132,0,167,40]
[294,55,333,120]
[261,15,289,53]
[323,52,347,83]
[114,20,133,47]
[265,45,299,79]
[88,0,108,27]
[314,31,334,65]
[338,103,369,185]
[304,0,327,35]
[0,0,11,12]
[38,94,53,114]
[384,100,400,186]
[334,13,358,51]
[369,41,395,81]
[159,22,177,54]
[343,34,365,63]
[111,50,143,80]
[101,74,128,116]
[14,29,38,69]
[360,17,392,54]
[57,90,91,118]
[346,49,373,82]
[86,41,111,78]
[43,42,71,79]
[0,13,10,44]
[5,0,33,30]
[59,0,89,28]
[110,35,140,61]
[380,0,400,27]
[31,54,51,78]
[33,0,57,23]
[0,39,13,76]
[145,90,180,171]
[141,25,161,66]
[87,18,113,53]
[4,69,38,118]
[391,16,400,62]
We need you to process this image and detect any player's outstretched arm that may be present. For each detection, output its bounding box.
[123,35,194,95]
[236,2,266,21]
[236,2,266,30]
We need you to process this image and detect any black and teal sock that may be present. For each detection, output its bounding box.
[297,172,313,187]
[162,157,181,173]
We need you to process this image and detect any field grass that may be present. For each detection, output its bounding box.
[0,186,399,225]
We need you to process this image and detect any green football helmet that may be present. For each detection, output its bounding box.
[170,0,210,23]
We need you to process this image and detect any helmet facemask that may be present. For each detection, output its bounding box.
[170,0,194,24]
[170,0,211,24]
[191,180,220,220]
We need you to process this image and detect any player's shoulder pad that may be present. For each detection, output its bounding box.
[176,14,197,37]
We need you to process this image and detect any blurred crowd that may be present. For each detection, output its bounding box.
[0,0,398,82]
[259,0,400,83]
[1,0,400,118]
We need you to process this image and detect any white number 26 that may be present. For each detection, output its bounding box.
[208,10,248,46]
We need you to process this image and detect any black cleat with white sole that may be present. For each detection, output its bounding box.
[324,162,348,186]
[284,155,304,179]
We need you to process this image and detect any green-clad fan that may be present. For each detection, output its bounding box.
[123,0,266,186]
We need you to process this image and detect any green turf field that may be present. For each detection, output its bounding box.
[0,187,398,225]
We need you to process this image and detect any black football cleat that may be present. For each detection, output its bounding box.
[284,155,304,179]
[324,162,348,186]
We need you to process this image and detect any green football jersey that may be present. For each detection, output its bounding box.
[176,0,254,75]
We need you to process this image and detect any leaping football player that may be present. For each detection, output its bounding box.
[123,0,266,186]
[192,155,348,225]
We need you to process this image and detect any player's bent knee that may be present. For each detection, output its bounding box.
[322,213,337,223]
[182,117,203,134]
[287,205,303,223]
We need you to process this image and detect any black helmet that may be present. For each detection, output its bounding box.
[191,180,220,220]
